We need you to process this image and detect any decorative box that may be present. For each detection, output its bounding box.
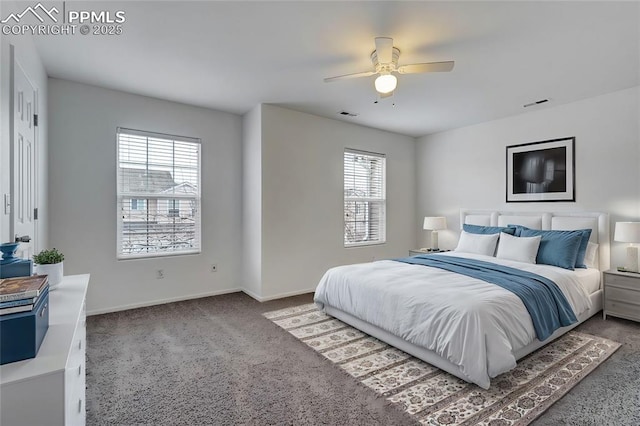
[0,242,33,279]
[0,259,33,279]
[0,287,49,365]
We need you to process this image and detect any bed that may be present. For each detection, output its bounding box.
[314,210,609,389]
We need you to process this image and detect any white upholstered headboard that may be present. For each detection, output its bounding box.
[460,209,610,271]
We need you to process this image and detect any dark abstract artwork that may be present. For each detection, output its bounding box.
[506,138,575,202]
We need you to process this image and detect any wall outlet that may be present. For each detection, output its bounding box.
[211,264,218,272]
[156,269,164,279]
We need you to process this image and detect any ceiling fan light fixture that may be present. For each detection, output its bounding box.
[323,37,454,97]
[374,73,397,94]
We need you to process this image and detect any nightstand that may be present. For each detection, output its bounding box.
[603,269,640,322]
[409,249,449,256]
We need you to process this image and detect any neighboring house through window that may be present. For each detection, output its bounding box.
[344,149,386,246]
[117,128,201,258]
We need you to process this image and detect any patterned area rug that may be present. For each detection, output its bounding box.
[264,304,620,426]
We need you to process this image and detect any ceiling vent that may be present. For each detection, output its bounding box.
[523,99,549,108]
[338,111,358,117]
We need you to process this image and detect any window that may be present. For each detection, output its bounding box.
[344,149,386,246]
[117,128,201,258]
[167,199,180,218]
[130,199,146,211]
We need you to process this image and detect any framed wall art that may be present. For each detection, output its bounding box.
[506,137,575,203]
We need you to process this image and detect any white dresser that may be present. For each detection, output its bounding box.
[1,274,90,426]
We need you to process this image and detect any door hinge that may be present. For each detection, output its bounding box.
[34,207,38,220]
[34,114,38,126]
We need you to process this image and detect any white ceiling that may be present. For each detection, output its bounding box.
[32,1,639,137]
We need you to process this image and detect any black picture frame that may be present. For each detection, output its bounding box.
[506,137,575,203]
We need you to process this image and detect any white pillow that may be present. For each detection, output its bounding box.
[584,242,599,269]
[454,231,499,256]
[495,232,541,264]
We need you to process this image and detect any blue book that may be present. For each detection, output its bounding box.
[0,304,34,315]
[0,297,37,308]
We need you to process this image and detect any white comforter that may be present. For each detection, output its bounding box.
[313,252,592,389]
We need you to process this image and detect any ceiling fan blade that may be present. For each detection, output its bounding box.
[374,37,394,64]
[324,70,376,83]
[397,61,455,74]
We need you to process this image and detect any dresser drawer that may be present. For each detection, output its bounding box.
[65,397,85,426]
[69,317,86,361]
[604,273,640,290]
[605,299,640,321]
[605,285,640,305]
[65,355,85,392]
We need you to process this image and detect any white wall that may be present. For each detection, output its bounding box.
[0,15,48,252]
[48,79,243,314]
[49,85,416,309]
[416,86,640,267]
[256,105,416,300]
[241,105,262,298]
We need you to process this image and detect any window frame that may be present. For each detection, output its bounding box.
[116,127,202,260]
[343,148,387,247]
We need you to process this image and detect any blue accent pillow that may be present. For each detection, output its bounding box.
[509,225,592,268]
[519,229,584,270]
[572,229,592,269]
[508,224,529,237]
[463,224,516,235]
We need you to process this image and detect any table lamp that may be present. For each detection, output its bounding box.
[423,216,447,251]
[614,221,640,273]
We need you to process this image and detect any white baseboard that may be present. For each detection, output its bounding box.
[87,287,242,316]
[242,287,316,302]
[241,287,263,301]
[88,286,316,315]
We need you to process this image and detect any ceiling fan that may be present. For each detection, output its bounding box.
[324,37,454,97]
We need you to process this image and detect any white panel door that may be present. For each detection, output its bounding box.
[11,61,37,259]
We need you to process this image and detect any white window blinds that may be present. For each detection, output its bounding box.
[344,149,386,246]
[116,128,201,259]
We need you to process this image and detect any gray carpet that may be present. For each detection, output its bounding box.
[530,315,640,426]
[87,292,640,425]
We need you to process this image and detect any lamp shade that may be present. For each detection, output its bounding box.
[423,216,447,231]
[614,222,640,243]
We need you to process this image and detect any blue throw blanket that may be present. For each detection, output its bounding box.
[395,255,577,341]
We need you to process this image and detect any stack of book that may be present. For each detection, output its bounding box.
[0,275,49,316]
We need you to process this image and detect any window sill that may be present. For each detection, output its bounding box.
[117,249,201,261]
[344,241,386,248]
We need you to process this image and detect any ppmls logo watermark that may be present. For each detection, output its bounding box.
[1,2,126,36]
